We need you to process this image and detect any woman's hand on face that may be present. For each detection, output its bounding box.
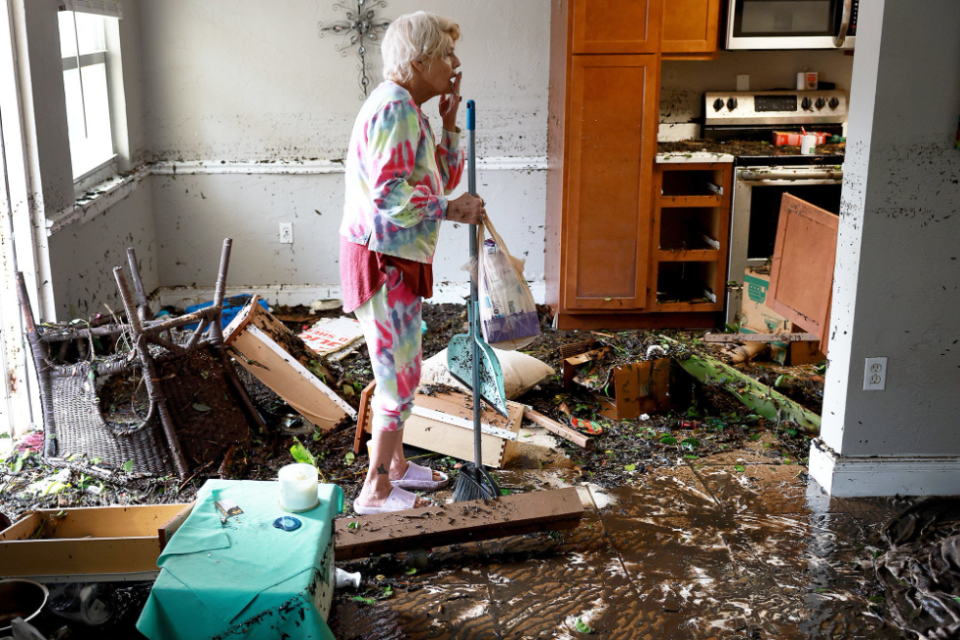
[447,192,485,225]
[439,72,462,132]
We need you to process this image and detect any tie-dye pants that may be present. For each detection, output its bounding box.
[353,265,422,432]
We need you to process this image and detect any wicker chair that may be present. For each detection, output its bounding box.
[16,273,176,476]
[18,238,265,480]
[112,238,265,479]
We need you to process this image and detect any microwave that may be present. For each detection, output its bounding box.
[726,0,857,50]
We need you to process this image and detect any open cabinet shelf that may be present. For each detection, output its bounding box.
[650,162,733,312]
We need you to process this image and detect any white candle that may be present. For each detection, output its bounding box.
[278,463,319,512]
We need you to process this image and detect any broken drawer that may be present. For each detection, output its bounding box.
[357,383,523,468]
[0,503,192,582]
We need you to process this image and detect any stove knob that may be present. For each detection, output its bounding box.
[829,97,840,109]
[801,97,813,111]
[727,97,738,111]
[713,98,725,111]
[815,97,826,110]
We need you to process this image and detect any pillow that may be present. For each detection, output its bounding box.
[420,347,555,400]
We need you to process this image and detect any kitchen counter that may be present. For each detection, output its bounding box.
[658,139,846,161]
[656,150,735,164]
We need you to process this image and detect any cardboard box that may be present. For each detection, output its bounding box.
[741,269,792,363]
[0,503,192,583]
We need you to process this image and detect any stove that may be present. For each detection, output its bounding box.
[700,90,848,324]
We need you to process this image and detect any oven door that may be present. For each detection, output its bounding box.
[726,0,857,50]
[726,166,843,325]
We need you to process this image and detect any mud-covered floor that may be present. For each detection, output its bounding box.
[328,439,912,640]
[0,303,917,639]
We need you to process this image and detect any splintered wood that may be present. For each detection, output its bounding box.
[224,295,356,430]
[561,340,687,420]
[334,488,584,560]
[354,383,523,468]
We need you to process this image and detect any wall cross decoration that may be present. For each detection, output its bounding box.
[318,0,392,100]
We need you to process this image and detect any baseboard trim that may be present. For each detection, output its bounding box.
[149,156,547,176]
[809,438,960,497]
[156,281,546,310]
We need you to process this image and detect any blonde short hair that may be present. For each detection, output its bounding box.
[382,11,460,83]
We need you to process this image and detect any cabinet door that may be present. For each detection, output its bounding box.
[662,0,720,54]
[573,0,663,54]
[564,55,659,311]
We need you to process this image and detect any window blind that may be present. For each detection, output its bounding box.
[59,1,122,19]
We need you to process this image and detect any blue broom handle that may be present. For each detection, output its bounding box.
[466,99,483,472]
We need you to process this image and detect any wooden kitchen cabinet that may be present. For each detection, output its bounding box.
[562,55,660,311]
[661,0,722,57]
[572,0,663,54]
[547,0,722,329]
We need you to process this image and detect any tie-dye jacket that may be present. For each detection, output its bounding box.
[340,81,464,263]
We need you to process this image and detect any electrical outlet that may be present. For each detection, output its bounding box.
[279,222,293,244]
[863,357,887,391]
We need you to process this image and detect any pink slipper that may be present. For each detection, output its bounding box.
[353,486,434,515]
[391,461,450,492]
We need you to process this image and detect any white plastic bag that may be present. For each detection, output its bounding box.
[477,217,540,350]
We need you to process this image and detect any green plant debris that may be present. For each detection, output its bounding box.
[574,617,595,634]
[667,345,820,434]
[290,438,316,466]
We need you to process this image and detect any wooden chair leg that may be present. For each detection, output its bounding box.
[209,238,232,345]
[113,267,190,479]
[353,381,376,455]
[217,345,268,435]
[126,247,154,322]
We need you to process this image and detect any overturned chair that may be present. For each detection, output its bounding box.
[19,238,264,480]
[18,273,176,477]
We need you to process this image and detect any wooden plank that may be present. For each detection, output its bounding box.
[334,488,584,561]
[353,380,377,455]
[659,195,723,208]
[356,385,523,467]
[0,505,189,541]
[0,537,161,578]
[159,502,194,550]
[767,193,839,355]
[230,324,352,430]
[704,332,820,344]
[401,395,523,469]
[522,407,591,449]
[0,512,40,541]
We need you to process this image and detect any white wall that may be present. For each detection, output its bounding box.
[659,50,855,140]
[48,183,157,319]
[811,0,960,497]
[134,0,550,294]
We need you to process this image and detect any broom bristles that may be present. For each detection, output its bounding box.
[452,463,499,502]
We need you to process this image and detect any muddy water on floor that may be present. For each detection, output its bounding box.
[329,463,912,639]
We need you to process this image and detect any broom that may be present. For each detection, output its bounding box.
[452,100,501,503]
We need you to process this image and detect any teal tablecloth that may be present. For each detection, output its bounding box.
[137,479,343,640]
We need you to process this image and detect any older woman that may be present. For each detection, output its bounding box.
[340,12,485,514]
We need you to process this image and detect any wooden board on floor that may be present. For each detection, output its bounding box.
[767,194,838,354]
[703,332,819,344]
[334,488,584,560]
[355,384,523,468]
[224,296,355,430]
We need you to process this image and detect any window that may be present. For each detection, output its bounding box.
[58,9,118,186]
